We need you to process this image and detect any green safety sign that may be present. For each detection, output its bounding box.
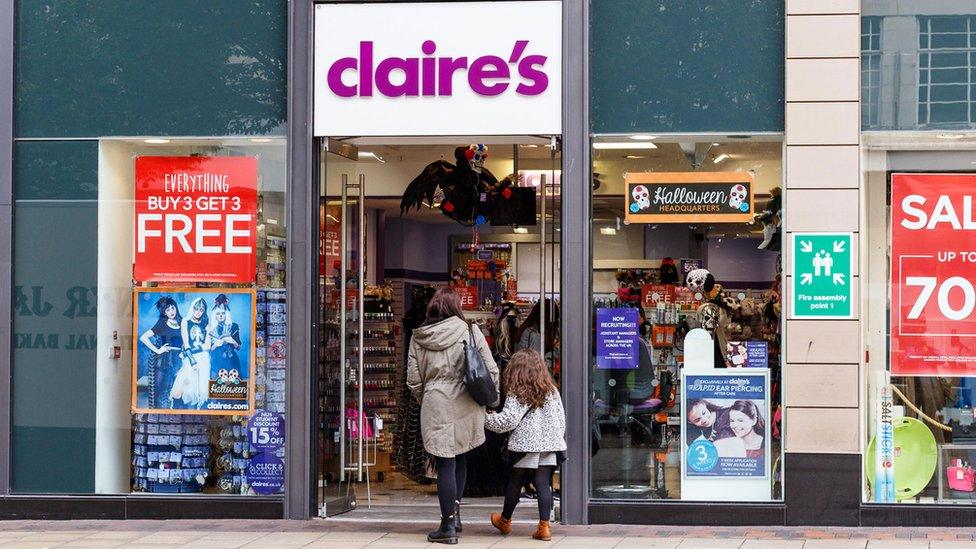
[790,232,853,319]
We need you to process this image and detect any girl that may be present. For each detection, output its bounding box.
[139,296,183,410]
[172,297,212,408]
[486,349,566,542]
[209,294,242,381]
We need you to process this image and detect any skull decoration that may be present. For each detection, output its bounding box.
[722,295,742,315]
[697,302,721,332]
[728,184,748,209]
[686,268,712,292]
[631,185,651,211]
[465,144,488,173]
[740,297,757,317]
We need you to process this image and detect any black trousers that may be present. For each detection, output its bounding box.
[435,454,468,518]
[503,465,554,521]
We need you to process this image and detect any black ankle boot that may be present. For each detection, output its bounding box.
[454,501,462,532]
[427,515,458,544]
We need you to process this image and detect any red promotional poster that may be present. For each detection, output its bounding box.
[320,202,341,278]
[642,284,676,308]
[134,156,258,283]
[457,286,478,310]
[891,173,976,376]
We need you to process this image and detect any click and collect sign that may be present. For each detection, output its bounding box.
[790,233,853,319]
[313,1,562,136]
[134,156,258,283]
[891,173,976,376]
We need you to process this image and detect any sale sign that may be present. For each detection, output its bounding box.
[457,286,479,310]
[134,156,258,283]
[891,173,976,376]
[642,284,676,308]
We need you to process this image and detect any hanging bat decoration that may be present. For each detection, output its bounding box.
[399,144,525,226]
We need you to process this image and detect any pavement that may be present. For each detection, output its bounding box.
[2,519,976,548]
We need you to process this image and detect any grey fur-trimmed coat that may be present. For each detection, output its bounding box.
[485,390,567,453]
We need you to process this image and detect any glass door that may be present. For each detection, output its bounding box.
[318,140,367,516]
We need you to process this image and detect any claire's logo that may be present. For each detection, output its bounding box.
[327,40,549,98]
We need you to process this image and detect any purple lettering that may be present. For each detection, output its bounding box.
[516,54,548,96]
[468,55,510,96]
[437,56,468,96]
[359,41,374,97]
[327,57,357,98]
[375,56,420,97]
[421,40,437,96]
[326,40,549,98]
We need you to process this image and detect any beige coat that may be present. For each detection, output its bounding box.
[407,316,499,458]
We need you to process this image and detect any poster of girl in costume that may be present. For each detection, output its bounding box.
[133,288,255,415]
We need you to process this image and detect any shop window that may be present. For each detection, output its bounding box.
[588,136,784,502]
[863,144,976,505]
[12,138,287,495]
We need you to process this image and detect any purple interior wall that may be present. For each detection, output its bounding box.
[705,236,778,287]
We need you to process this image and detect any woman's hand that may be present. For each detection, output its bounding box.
[212,339,224,348]
[156,344,175,354]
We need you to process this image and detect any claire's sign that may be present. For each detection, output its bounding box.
[625,172,754,224]
[134,156,257,283]
[313,1,561,136]
[891,173,976,376]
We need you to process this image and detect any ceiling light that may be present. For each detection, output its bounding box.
[625,155,647,159]
[712,142,721,147]
[937,133,965,140]
[629,135,657,141]
[600,227,617,236]
[144,138,170,144]
[593,142,657,150]
[250,138,273,143]
[513,227,529,234]
[713,154,731,164]
[358,151,385,163]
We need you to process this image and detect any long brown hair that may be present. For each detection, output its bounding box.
[424,286,465,323]
[503,349,557,408]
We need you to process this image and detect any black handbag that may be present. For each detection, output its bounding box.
[463,323,498,406]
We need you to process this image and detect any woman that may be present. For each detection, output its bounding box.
[139,296,183,410]
[172,297,212,409]
[406,287,498,544]
[686,399,732,446]
[486,349,566,542]
[728,400,765,458]
[209,294,242,382]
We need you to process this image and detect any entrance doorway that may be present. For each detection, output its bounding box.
[315,136,562,520]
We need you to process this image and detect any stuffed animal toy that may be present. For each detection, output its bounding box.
[754,186,782,251]
[660,257,679,284]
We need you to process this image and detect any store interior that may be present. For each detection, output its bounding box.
[588,135,785,501]
[316,138,562,513]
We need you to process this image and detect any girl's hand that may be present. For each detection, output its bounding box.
[212,339,224,348]
[156,344,174,355]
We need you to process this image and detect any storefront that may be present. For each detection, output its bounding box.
[4,0,973,528]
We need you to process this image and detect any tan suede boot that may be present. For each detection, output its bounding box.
[490,512,512,535]
[532,520,551,541]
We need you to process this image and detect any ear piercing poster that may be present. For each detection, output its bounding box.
[682,371,770,479]
[132,288,256,415]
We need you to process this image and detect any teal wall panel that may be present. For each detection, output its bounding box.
[11,141,99,493]
[14,0,287,138]
[590,0,785,134]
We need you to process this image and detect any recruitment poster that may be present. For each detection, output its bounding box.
[132,288,256,415]
[596,308,639,369]
[134,156,258,283]
[891,173,976,376]
[682,371,770,479]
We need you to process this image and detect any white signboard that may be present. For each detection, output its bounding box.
[314,1,562,137]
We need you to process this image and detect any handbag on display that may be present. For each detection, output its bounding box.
[463,323,498,406]
[947,458,976,492]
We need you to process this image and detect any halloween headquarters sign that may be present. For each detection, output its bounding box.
[625,172,754,224]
